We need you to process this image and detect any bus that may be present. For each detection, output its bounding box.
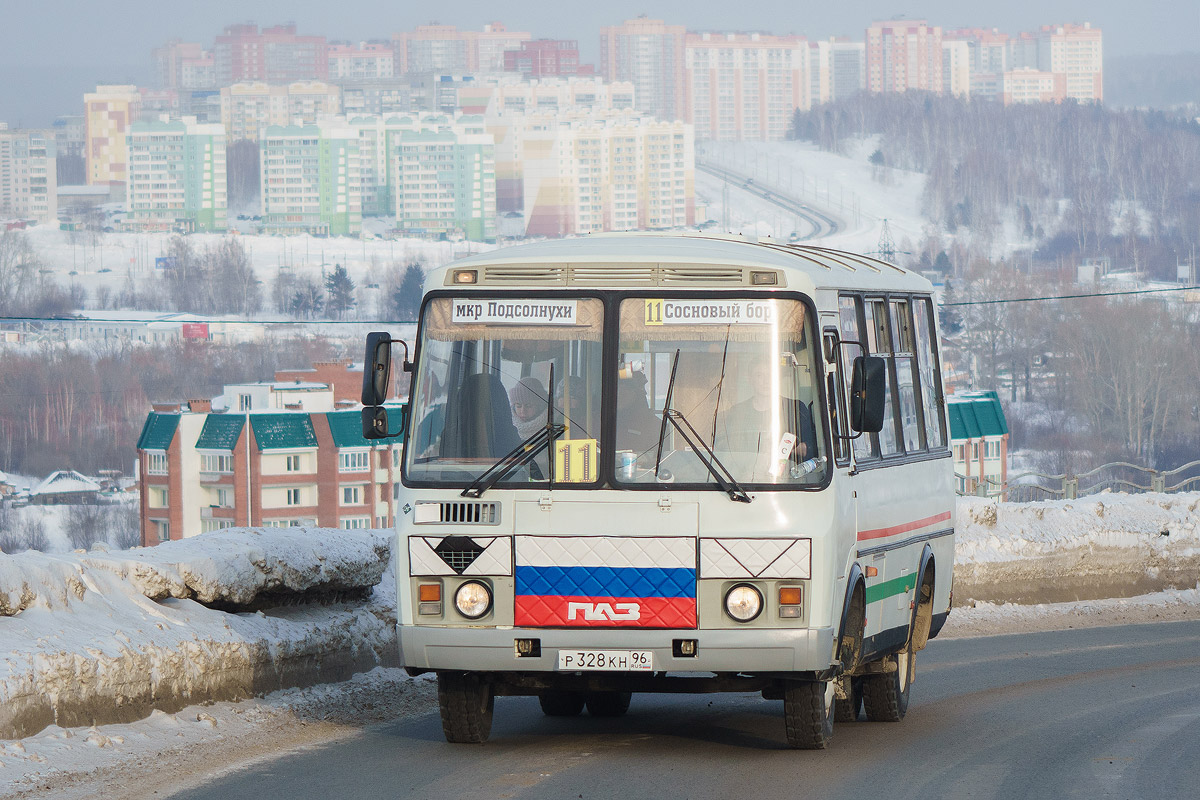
[361,233,955,749]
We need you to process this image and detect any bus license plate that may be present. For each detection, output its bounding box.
[557,649,654,671]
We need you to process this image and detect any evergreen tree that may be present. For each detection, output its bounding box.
[324,263,356,319]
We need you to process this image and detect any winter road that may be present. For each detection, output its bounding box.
[172,620,1200,800]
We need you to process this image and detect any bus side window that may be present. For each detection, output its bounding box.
[824,329,850,465]
[891,298,926,453]
[864,298,902,457]
[838,295,877,461]
[912,296,947,449]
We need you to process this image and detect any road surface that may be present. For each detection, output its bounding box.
[171,620,1200,800]
[696,160,843,239]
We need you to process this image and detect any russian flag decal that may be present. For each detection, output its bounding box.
[514,536,697,628]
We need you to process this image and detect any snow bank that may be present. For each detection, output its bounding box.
[0,529,397,740]
[953,492,1200,605]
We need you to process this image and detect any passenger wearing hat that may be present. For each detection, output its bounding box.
[509,376,547,440]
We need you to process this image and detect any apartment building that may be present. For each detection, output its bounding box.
[487,76,635,115]
[942,40,972,98]
[153,40,215,90]
[600,17,687,122]
[220,81,342,142]
[504,40,590,78]
[126,116,227,232]
[328,42,395,80]
[490,109,693,237]
[84,84,142,190]
[0,126,58,222]
[947,390,1009,495]
[213,23,328,85]
[865,19,944,94]
[136,361,404,543]
[1002,68,1067,104]
[259,120,361,236]
[684,32,809,142]
[392,22,530,74]
[340,78,415,116]
[1037,23,1102,103]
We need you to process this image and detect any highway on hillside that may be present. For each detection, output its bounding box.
[172,620,1200,800]
[697,160,843,239]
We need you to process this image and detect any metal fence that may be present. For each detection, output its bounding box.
[957,460,1200,502]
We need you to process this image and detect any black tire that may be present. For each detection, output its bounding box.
[437,672,494,743]
[539,691,585,717]
[834,677,864,723]
[862,634,915,722]
[585,691,632,717]
[783,680,834,749]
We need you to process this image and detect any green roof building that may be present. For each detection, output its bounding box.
[946,391,1009,495]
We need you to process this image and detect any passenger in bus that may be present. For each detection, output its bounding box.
[616,367,661,455]
[555,375,598,439]
[716,360,817,463]
[509,376,548,440]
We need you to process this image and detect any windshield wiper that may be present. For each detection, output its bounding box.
[654,350,751,504]
[462,365,563,499]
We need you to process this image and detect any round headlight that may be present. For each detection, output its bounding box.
[454,581,492,619]
[724,584,763,622]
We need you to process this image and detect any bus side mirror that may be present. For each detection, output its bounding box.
[362,331,393,406]
[850,356,887,433]
[362,404,409,440]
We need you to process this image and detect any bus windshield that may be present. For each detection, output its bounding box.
[405,296,605,485]
[614,297,826,488]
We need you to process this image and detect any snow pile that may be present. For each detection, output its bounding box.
[0,529,397,740]
[953,493,1200,605]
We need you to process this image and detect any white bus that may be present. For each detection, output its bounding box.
[362,233,955,749]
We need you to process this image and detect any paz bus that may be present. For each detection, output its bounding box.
[361,233,955,749]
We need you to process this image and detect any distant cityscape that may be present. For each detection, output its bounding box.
[0,17,1102,241]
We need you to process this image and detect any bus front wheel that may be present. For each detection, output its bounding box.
[437,672,494,743]
[863,635,914,722]
[783,680,834,749]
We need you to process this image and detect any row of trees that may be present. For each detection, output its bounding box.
[0,503,139,554]
[790,94,1200,273]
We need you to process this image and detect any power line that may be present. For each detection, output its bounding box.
[944,284,1200,307]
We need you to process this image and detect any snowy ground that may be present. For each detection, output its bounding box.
[2,492,1198,797]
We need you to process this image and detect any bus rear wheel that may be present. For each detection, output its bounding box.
[863,634,914,722]
[539,691,586,716]
[783,680,834,749]
[585,691,632,717]
[438,672,494,743]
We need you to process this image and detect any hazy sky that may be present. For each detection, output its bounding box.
[1,0,1197,125]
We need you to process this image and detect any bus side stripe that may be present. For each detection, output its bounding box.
[858,511,951,542]
[865,573,917,605]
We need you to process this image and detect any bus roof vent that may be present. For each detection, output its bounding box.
[660,266,745,284]
[483,265,568,284]
[569,265,658,285]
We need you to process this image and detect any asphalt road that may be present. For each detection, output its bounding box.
[172,620,1200,800]
[696,161,842,238]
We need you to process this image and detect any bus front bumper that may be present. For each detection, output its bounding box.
[400,624,837,675]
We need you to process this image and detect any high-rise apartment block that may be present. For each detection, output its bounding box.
[259,120,361,236]
[487,76,635,116]
[84,84,142,189]
[503,40,589,78]
[328,42,395,80]
[942,40,972,97]
[600,17,687,122]
[213,24,328,85]
[220,81,342,142]
[490,109,693,237]
[0,126,58,222]
[153,40,215,90]
[392,23,530,74]
[1002,68,1067,104]
[684,32,809,142]
[1037,23,1102,102]
[136,360,403,543]
[866,20,944,94]
[126,116,227,232]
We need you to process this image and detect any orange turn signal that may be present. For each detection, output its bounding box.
[778,587,803,606]
[866,566,878,578]
[419,583,441,602]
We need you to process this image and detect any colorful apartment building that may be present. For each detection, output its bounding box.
[84,84,142,190]
[0,126,58,222]
[126,116,227,232]
[220,81,342,142]
[942,40,972,97]
[137,396,404,542]
[1037,23,1103,103]
[328,42,396,80]
[213,23,328,85]
[503,40,590,78]
[392,22,530,74]
[600,17,687,122]
[490,109,694,237]
[947,390,1009,495]
[684,32,809,142]
[259,121,361,236]
[865,19,944,94]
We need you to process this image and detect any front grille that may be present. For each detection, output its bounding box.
[415,501,500,525]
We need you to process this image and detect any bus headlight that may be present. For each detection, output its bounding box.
[454,581,492,619]
[724,584,763,622]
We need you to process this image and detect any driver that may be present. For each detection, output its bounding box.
[716,359,817,463]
